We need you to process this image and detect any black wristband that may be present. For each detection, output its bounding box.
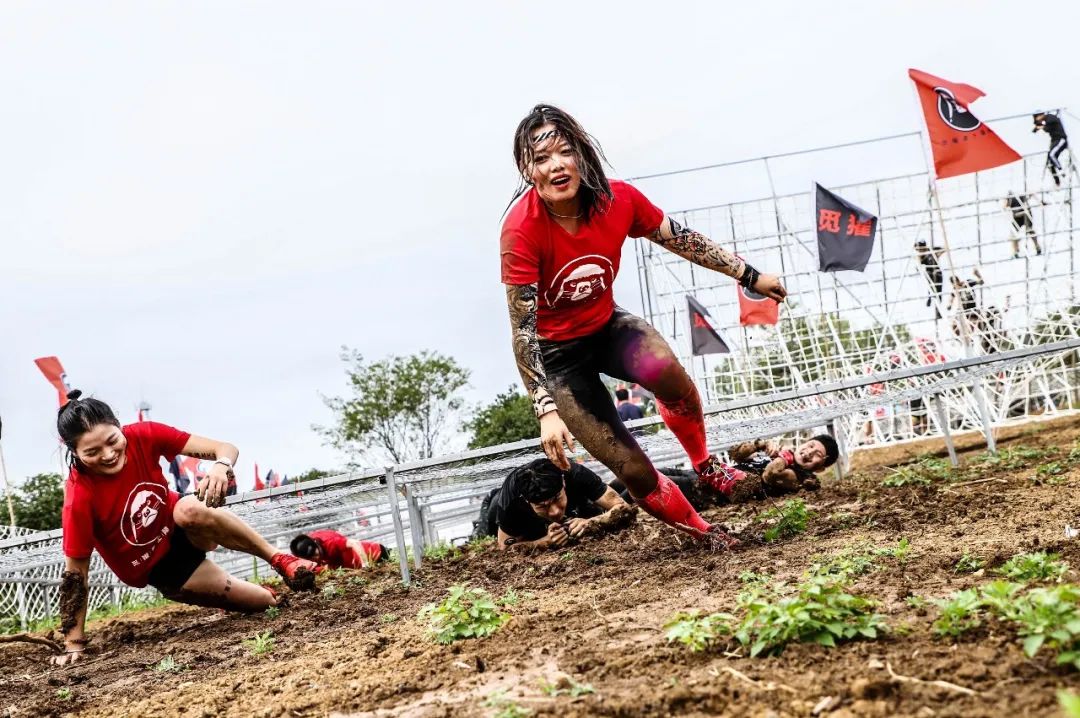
[739,264,760,289]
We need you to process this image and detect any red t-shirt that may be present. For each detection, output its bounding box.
[62,422,191,587]
[500,179,665,341]
[309,529,382,569]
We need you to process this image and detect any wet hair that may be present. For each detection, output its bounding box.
[57,390,121,469]
[509,104,613,223]
[810,434,840,468]
[290,535,319,559]
[614,387,630,401]
[515,458,566,504]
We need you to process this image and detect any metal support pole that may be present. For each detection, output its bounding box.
[826,420,845,481]
[970,381,997,454]
[403,484,424,571]
[383,467,411,585]
[15,574,27,631]
[929,393,959,467]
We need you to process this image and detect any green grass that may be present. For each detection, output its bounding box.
[994,552,1068,582]
[418,585,511,645]
[242,631,275,656]
[379,613,398,624]
[972,445,1055,471]
[882,455,955,487]
[756,499,812,543]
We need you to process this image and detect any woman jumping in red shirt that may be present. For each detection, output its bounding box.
[52,391,321,666]
[501,105,787,547]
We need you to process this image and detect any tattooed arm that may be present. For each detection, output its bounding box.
[52,557,91,666]
[505,283,575,469]
[647,216,787,302]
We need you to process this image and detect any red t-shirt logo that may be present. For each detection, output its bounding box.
[544,255,614,310]
[122,482,168,547]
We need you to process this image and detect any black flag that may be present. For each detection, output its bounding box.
[687,296,730,356]
[815,183,877,272]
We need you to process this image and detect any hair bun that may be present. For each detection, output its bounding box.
[66,389,83,401]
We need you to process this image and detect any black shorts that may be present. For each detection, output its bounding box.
[147,526,207,594]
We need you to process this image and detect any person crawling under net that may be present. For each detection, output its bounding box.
[473,458,637,550]
[612,434,840,509]
[290,529,389,570]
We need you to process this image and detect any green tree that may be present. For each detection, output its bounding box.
[319,349,470,464]
[290,468,335,484]
[464,387,538,449]
[10,473,64,531]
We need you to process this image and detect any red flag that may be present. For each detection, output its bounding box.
[908,68,1020,179]
[253,462,265,491]
[34,357,71,406]
[737,285,779,326]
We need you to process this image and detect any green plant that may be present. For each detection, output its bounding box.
[466,534,497,550]
[264,606,280,619]
[423,541,462,562]
[734,576,884,656]
[538,677,596,698]
[324,567,348,580]
[738,571,773,586]
[243,631,276,656]
[756,499,812,542]
[931,589,982,637]
[152,655,184,673]
[877,538,913,564]
[1006,584,1080,668]
[322,583,345,600]
[995,552,1068,582]
[483,691,532,718]
[419,585,510,644]
[663,611,733,652]
[882,456,954,487]
[973,445,1054,471]
[1059,689,1080,718]
[954,553,985,574]
[905,595,928,610]
[55,687,72,701]
[380,613,398,624]
[1035,461,1067,483]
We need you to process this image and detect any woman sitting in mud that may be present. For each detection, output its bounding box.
[474,458,636,550]
[52,391,321,666]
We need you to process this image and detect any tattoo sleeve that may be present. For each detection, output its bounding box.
[647,216,746,280]
[505,283,557,418]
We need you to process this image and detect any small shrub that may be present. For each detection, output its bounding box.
[734,576,884,656]
[1007,584,1080,668]
[56,687,73,701]
[931,589,982,637]
[419,585,510,644]
[954,553,985,574]
[756,499,812,543]
[663,611,733,652]
[243,631,275,656]
[264,606,280,619]
[152,655,184,673]
[995,552,1068,582]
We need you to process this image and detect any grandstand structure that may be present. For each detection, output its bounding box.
[632,112,1079,448]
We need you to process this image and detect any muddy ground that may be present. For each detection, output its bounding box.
[5,414,1080,718]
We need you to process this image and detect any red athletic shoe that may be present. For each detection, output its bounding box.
[270,553,320,592]
[694,455,748,496]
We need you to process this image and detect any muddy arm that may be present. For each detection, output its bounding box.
[53,557,91,665]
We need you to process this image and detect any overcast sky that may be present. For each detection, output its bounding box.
[2,1,1077,489]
